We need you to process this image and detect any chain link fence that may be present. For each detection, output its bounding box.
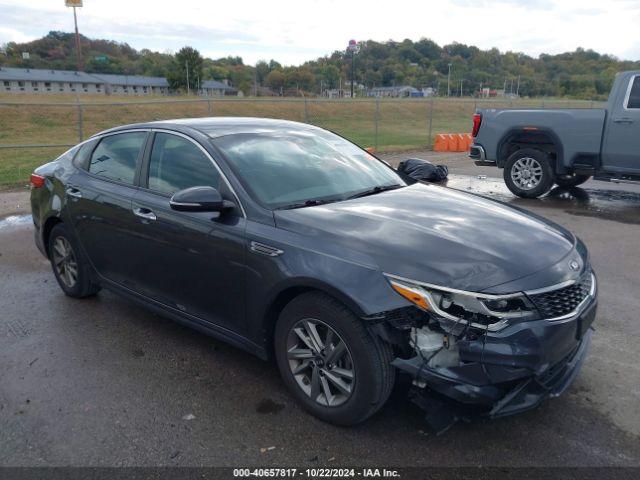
[0,96,604,189]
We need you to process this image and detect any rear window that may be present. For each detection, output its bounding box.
[88,132,147,185]
[627,76,640,109]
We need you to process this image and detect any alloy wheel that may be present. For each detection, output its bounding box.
[511,157,543,190]
[286,318,355,407]
[52,236,78,288]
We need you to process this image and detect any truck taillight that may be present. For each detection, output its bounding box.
[30,173,46,189]
[472,113,482,137]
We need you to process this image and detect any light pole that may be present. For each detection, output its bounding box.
[347,39,359,98]
[185,59,190,95]
[447,63,452,97]
[65,1,83,71]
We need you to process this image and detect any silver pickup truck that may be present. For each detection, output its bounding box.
[470,70,640,198]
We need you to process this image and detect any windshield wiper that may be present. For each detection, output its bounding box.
[345,184,404,200]
[277,198,342,210]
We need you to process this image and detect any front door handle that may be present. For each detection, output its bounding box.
[133,207,157,221]
[66,187,82,199]
[613,117,634,124]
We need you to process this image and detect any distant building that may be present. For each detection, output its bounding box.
[91,73,169,95]
[366,85,420,97]
[200,80,237,97]
[324,88,347,98]
[0,67,239,96]
[0,67,105,94]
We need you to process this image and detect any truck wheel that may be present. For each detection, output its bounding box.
[274,292,395,426]
[555,174,590,188]
[503,149,555,198]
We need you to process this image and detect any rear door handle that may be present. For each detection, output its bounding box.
[133,207,157,221]
[613,117,634,124]
[66,187,82,199]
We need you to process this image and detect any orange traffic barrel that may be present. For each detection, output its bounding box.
[448,134,459,152]
[434,134,448,152]
[465,133,473,151]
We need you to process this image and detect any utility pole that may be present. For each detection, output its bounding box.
[347,40,359,99]
[516,75,521,97]
[65,1,83,71]
[185,59,190,95]
[447,63,452,97]
[459,78,463,97]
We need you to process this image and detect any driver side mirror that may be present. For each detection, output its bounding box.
[169,186,235,213]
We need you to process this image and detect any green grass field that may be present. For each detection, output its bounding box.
[0,93,603,189]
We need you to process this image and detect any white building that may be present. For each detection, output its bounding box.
[91,73,169,95]
[366,85,421,97]
[0,67,171,95]
[0,67,105,94]
[200,79,238,97]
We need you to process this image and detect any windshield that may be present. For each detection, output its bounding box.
[211,130,405,210]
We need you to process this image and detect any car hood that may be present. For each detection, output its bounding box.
[274,183,577,292]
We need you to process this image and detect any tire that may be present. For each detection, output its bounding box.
[48,223,101,298]
[503,148,555,198]
[555,173,591,188]
[274,292,395,426]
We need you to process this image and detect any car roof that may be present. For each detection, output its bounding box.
[95,117,324,139]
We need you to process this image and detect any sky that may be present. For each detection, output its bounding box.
[0,0,639,65]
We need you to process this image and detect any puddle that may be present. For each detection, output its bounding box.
[0,214,32,230]
[443,175,640,225]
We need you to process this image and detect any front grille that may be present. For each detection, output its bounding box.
[528,271,593,319]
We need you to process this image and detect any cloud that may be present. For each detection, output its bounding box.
[0,0,638,64]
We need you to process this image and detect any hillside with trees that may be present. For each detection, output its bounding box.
[2,31,639,99]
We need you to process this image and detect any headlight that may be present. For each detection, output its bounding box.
[385,274,536,331]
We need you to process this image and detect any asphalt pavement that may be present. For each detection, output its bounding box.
[1,153,639,467]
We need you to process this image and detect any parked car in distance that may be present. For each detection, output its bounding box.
[470,70,640,198]
[31,117,597,430]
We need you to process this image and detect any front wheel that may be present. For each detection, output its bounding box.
[274,292,395,426]
[555,173,591,188]
[503,148,555,198]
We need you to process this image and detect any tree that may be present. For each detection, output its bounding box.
[265,70,285,93]
[321,65,340,89]
[167,46,203,92]
[255,60,271,85]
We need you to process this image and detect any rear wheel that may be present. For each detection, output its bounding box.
[48,223,101,298]
[555,173,590,188]
[503,148,555,198]
[274,292,394,426]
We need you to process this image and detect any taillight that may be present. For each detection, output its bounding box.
[472,113,482,137]
[30,173,46,189]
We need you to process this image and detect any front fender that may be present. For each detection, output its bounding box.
[244,220,411,348]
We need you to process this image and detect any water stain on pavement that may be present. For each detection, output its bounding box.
[256,398,285,415]
[444,175,640,224]
[0,214,32,230]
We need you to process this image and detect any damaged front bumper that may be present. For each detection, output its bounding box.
[391,296,597,428]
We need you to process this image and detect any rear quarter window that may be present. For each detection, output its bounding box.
[627,76,640,109]
[72,138,100,170]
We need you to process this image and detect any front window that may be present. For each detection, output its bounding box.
[147,133,221,195]
[212,130,404,209]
